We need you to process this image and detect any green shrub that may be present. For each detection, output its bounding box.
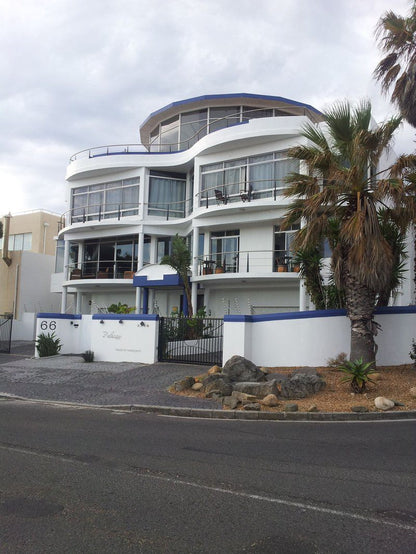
[36,332,62,357]
[338,358,376,394]
[81,350,94,363]
[107,302,134,314]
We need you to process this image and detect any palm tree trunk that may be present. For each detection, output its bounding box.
[344,271,377,365]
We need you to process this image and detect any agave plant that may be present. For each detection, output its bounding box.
[338,358,376,394]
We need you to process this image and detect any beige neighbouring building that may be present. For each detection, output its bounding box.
[0,210,62,339]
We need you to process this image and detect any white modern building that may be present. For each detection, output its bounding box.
[53,93,415,318]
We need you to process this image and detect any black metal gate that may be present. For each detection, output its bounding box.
[158,317,223,365]
[0,314,13,353]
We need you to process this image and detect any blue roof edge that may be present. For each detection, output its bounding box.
[140,93,322,130]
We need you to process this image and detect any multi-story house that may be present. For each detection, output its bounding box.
[0,210,61,339]
[54,93,414,319]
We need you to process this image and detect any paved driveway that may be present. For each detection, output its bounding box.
[0,342,217,408]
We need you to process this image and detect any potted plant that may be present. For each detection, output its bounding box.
[215,264,225,274]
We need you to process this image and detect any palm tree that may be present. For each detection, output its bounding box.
[374,2,416,127]
[161,234,193,317]
[283,100,414,364]
[375,4,416,302]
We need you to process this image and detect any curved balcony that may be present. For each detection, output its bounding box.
[69,106,320,162]
[196,250,300,278]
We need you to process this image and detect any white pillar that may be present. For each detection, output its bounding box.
[61,239,70,313]
[191,227,199,312]
[135,287,142,314]
[299,278,307,311]
[135,229,144,313]
[76,292,82,314]
[137,229,144,270]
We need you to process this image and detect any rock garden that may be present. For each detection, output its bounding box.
[169,355,416,413]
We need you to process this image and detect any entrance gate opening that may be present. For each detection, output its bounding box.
[158,316,223,365]
[0,315,13,353]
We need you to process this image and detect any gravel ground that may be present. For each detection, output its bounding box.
[0,342,218,408]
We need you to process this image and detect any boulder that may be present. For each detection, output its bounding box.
[232,380,279,398]
[260,394,279,407]
[221,355,266,383]
[351,406,369,413]
[391,399,405,407]
[208,365,222,375]
[192,382,203,391]
[222,396,239,409]
[283,403,298,412]
[243,402,261,411]
[410,387,416,399]
[280,373,326,399]
[374,397,395,411]
[231,391,257,403]
[202,374,232,397]
[308,405,319,412]
[173,376,195,392]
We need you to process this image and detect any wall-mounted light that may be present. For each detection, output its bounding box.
[119,320,123,324]
[140,321,145,327]
[100,320,104,324]
[73,323,79,328]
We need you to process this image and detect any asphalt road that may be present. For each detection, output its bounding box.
[0,401,415,553]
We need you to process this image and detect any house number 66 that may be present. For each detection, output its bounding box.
[40,321,56,331]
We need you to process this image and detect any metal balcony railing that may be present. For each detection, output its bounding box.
[58,198,194,230]
[197,250,300,275]
[66,261,140,281]
[69,107,310,161]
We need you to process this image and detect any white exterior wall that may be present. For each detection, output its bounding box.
[36,314,158,363]
[12,312,37,341]
[223,308,416,367]
[207,286,299,317]
[20,252,60,315]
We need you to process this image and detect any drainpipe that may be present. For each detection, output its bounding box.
[43,222,50,254]
[2,213,12,266]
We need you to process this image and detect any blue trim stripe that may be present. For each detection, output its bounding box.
[225,305,416,323]
[374,305,416,315]
[92,314,159,321]
[37,313,82,320]
[225,309,346,323]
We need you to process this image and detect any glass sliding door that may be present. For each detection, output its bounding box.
[210,230,239,273]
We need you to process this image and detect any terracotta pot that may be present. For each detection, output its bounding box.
[277,265,287,273]
[215,267,225,274]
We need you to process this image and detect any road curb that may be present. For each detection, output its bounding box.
[1,394,415,421]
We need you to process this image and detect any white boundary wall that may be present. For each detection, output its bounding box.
[223,307,416,367]
[36,313,158,363]
[36,307,416,366]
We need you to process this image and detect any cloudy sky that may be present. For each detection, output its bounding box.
[1,0,413,216]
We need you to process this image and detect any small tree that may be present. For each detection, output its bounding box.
[161,234,193,317]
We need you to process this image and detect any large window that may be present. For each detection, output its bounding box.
[200,151,299,205]
[148,105,288,152]
[55,240,79,272]
[71,178,139,223]
[148,171,186,218]
[210,230,240,273]
[7,233,32,251]
[83,236,138,278]
[274,223,299,269]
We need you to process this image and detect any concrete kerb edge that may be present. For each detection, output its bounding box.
[0,393,415,421]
